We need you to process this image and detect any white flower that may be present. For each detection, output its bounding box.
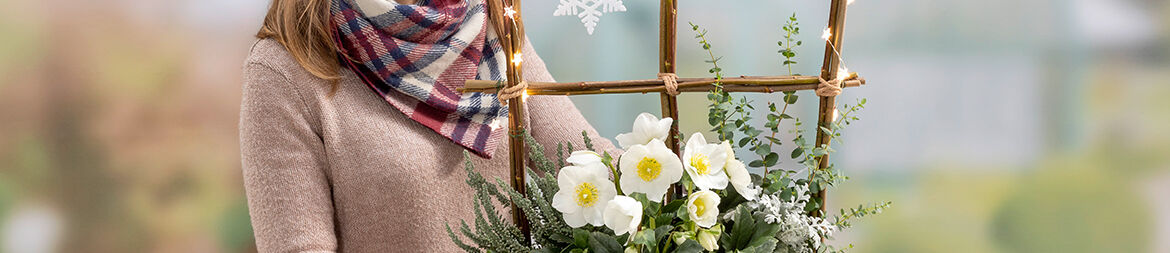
[614,113,673,149]
[681,133,728,190]
[552,162,617,228]
[723,156,758,200]
[686,190,720,228]
[697,229,720,251]
[717,141,758,200]
[567,150,604,167]
[618,139,683,202]
[602,196,643,235]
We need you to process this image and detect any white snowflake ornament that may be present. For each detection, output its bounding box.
[553,0,627,35]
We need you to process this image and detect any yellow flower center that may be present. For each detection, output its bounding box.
[574,182,599,207]
[636,157,662,182]
[693,197,708,216]
[691,154,711,175]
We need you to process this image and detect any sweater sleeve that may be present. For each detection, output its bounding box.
[519,39,621,158]
[240,62,338,253]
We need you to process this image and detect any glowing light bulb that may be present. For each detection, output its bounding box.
[504,7,517,19]
[512,52,523,65]
[521,91,530,102]
[821,28,832,41]
[490,120,503,130]
[836,66,850,81]
[847,0,855,6]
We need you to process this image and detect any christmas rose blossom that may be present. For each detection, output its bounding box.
[614,113,673,149]
[618,138,683,202]
[566,150,604,167]
[719,141,758,200]
[552,161,617,227]
[602,195,643,235]
[687,190,720,228]
[682,133,729,191]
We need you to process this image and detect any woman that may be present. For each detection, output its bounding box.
[240,0,615,251]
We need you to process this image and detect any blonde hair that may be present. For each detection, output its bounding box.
[256,0,340,87]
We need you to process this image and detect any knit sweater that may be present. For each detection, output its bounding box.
[240,39,616,252]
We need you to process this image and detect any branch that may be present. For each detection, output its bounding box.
[459,74,865,95]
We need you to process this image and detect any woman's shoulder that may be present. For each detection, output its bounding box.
[243,39,304,78]
[241,38,338,100]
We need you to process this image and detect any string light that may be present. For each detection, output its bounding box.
[847,0,856,6]
[822,27,855,82]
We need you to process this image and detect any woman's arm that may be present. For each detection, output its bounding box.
[240,61,337,252]
[519,40,621,157]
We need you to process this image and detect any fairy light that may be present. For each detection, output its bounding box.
[836,66,850,82]
[511,52,523,66]
[847,0,856,6]
[504,7,517,19]
[490,119,503,130]
[821,28,832,41]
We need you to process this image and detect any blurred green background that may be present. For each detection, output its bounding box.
[0,0,1167,252]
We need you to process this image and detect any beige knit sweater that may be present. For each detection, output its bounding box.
[240,39,616,252]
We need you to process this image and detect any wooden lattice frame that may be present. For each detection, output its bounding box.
[471,0,864,236]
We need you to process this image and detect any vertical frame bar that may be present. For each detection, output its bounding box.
[508,1,531,239]
[488,0,531,238]
[813,0,849,218]
[659,0,679,152]
[659,0,682,200]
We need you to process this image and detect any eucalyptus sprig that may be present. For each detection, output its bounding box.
[778,13,802,76]
[690,22,735,142]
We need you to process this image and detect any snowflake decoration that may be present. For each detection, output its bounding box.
[553,0,627,35]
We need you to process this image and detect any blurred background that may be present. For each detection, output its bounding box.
[0,0,1167,252]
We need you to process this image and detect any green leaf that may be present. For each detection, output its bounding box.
[764,153,779,167]
[588,232,624,253]
[675,239,705,253]
[741,235,778,253]
[812,147,828,157]
[726,206,757,249]
[790,147,803,159]
[629,193,658,215]
[676,203,691,221]
[754,144,771,157]
[632,230,651,245]
[661,199,685,214]
[573,229,591,248]
[654,225,674,239]
[656,213,674,227]
[632,229,655,249]
[748,160,764,168]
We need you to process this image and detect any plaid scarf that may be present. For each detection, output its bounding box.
[331,0,509,158]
